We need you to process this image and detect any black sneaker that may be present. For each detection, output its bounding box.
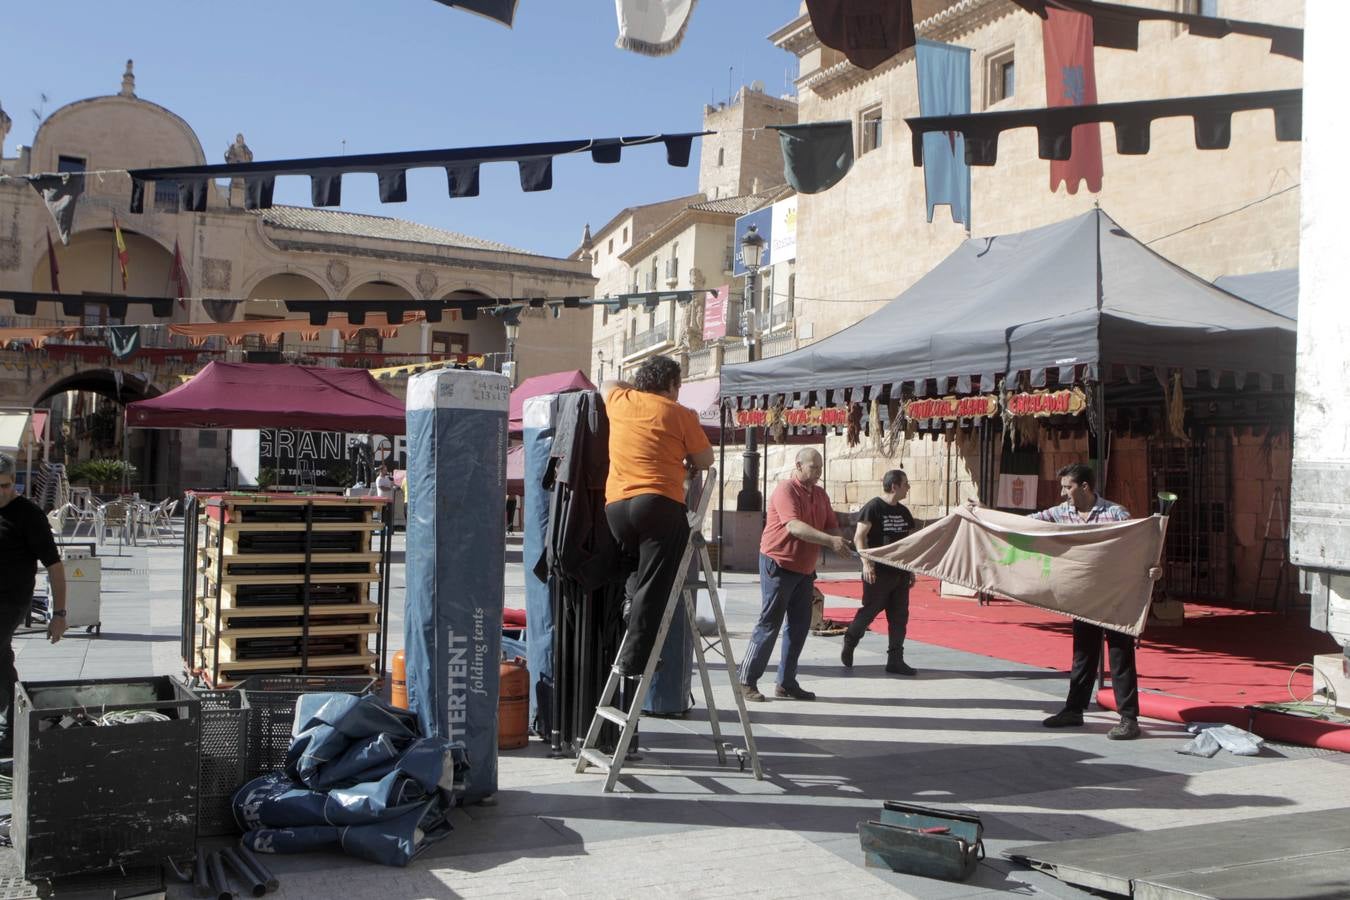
[841,641,856,668]
[740,682,767,702]
[885,659,917,676]
[1042,708,1085,728]
[774,683,816,701]
[1107,717,1141,741]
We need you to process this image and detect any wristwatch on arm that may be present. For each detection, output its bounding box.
[51,610,67,619]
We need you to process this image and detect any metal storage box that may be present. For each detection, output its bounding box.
[11,676,200,880]
[858,801,985,882]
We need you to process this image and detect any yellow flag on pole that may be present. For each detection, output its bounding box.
[112,213,129,290]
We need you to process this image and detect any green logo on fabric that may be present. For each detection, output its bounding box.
[997,534,1052,579]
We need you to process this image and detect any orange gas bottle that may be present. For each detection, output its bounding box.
[498,656,529,750]
[391,650,409,710]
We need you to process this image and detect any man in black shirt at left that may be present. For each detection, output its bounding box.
[0,453,66,759]
[842,469,918,675]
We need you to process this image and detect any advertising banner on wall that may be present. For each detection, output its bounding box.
[258,429,407,484]
[703,285,729,340]
[771,195,797,264]
[733,198,800,277]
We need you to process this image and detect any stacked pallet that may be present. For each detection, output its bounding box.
[191,494,388,688]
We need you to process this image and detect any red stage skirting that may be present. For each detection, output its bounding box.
[820,577,1350,751]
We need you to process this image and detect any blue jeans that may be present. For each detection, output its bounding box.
[739,555,815,689]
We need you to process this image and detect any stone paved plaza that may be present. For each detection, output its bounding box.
[11,530,1349,899]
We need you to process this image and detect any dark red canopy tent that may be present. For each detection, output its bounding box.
[507,369,594,434]
[125,362,406,434]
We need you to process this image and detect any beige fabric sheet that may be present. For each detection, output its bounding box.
[859,507,1166,636]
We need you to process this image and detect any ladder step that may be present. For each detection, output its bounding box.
[595,706,628,727]
[579,747,613,772]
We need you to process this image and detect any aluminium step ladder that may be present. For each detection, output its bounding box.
[575,467,763,792]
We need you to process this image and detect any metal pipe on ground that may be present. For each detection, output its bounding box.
[222,847,266,898]
[207,850,233,900]
[236,842,281,893]
[193,847,211,898]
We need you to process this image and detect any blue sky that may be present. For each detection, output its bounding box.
[2,1,802,258]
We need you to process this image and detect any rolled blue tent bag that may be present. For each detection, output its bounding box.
[405,368,509,802]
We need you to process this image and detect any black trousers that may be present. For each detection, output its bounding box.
[1066,619,1139,718]
[605,494,691,676]
[844,569,910,658]
[1,600,31,754]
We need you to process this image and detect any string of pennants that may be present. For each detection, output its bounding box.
[0,288,707,327]
[720,386,1091,443]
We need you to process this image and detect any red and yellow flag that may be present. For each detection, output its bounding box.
[112,213,130,290]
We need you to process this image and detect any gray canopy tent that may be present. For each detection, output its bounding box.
[720,209,1295,407]
[1214,268,1298,320]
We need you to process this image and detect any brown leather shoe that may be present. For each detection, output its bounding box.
[740,682,767,702]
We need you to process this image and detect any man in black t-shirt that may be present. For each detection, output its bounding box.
[842,469,918,675]
[0,454,67,758]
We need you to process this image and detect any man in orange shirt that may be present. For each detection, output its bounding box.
[739,448,853,701]
[603,355,714,677]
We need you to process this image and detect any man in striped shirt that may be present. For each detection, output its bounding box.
[1032,463,1160,741]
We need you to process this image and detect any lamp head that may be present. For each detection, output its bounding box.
[740,223,765,272]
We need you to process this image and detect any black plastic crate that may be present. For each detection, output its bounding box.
[12,676,200,881]
[197,689,249,836]
[237,675,376,778]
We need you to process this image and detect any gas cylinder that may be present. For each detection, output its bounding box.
[391,649,408,709]
[498,656,529,750]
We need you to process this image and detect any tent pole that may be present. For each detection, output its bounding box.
[224,429,233,490]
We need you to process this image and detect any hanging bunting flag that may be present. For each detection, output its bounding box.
[615,0,696,57]
[124,133,703,213]
[28,173,84,244]
[772,122,854,195]
[106,325,141,360]
[112,214,130,290]
[45,229,61,293]
[430,0,517,26]
[1042,8,1102,194]
[915,39,973,226]
[804,0,916,70]
[171,239,190,310]
[1010,0,1302,59]
[905,89,1301,167]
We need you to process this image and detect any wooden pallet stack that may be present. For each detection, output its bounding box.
[188,494,390,688]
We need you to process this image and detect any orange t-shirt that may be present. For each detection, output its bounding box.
[760,477,840,575]
[605,386,712,505]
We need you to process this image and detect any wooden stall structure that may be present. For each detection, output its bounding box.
[183,492,393,687]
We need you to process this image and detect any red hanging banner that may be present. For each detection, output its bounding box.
[703,286,729,341]
[1042,8,1103,194]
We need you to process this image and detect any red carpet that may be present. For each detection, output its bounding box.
[821,576,1348,749]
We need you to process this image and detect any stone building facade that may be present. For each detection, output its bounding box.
[586,84,799,387]
[0,64,594,495]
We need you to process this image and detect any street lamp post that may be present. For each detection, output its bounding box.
[503,315,520,387]
[737,223,766,512]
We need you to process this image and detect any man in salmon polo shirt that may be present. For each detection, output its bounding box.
[602,355,715,677]
[739,448,854,702]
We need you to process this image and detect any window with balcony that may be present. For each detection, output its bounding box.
[986,48,1015,107]
[154,180,180,211]
[860,105,883,155]
[431,331,469,355]
[344,328,383,361]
